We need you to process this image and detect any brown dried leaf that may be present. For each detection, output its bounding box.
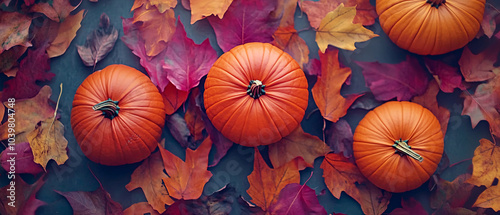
[77,13,118,68]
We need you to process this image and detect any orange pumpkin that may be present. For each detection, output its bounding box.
[376,0,485,55]
[71,64,165,166]
[353,101,444,193]
[204,43,309,147]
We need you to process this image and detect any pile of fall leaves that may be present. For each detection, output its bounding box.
[0,0,500,214]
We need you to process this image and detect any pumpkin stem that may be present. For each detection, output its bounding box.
[247,80,266,99]
[393,139,423,162]
[93,98,120,119]
[426,0,446,8]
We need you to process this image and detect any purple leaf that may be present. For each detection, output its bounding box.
[0,142,43,175]
[424,58,464,93]
[325,119,353,158]
[269,183,327,215]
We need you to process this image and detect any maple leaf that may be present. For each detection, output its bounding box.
[315,4,378,52]
[0,86,55,142]
[312,47,363,122]
[0,142,43,175]
[132,3,176,57]
[164,186,237,214]
[461,69,500,137]
[424,58,464,93]
[2,43,54,101]
[389,197,428,215]
[160,137,213,200]
[189,0,234,24]
[272,26,310,68]
[458,43,500,82]
[27,118,68,171]
[299,0,377,27]
[325,119,354,158]
[125,151,174,213]
[467,139,500,187]
[55,186,123,215]
[478,3,500,38]
[162,20,217,92]
[123,202,160,215]
[122,17,170,91]
[132,0,176,13]
[47,10,85,58]
[30,0,81,22]
[0,45,27,76]
[473,184,500,212]
[268,183,327,215]
[431,174,474,213]
[321,153,390,215]
[207,0,282,52]
[246,149,301,211]
[412,80,450,136]
[0,12,32,54]
[356,55,429,101]
[0,176,46,215]
[268,126,330,170]
[354,182,391,215]
[185,89,206,142]
[320,153,366,199]
[77,13,118,69]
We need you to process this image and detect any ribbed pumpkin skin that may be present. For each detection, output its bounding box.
[377,0,485,55]
[71,64,165,166]
[353,101,444,193]
[204,43,309,147]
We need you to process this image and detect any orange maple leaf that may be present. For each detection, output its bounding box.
[311,47,363,122]
[189,0,234,24]
[272,26,310,68]
[125,151,174,213]
[467,139,500,187]
[160,138,213,200]
[246,149,301,211]
[268,126,330,170]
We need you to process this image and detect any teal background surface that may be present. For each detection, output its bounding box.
[1,0,497,214]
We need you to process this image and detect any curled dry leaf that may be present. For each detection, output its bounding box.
[268,126,330,170]
[356,55,429,101]
[268,183,327,215]
[132,2,176,57]
[207,0,281,52]
[30,0,81,22]
[47,10,85,58]
[0,86,55,143]
[166,113,194,149]
[27,119,69,171]
[299,0,377,27]
[0,176,46,214]
[312,47,363,122]
[162,20,217,92]
[55,186,123,215]
[160,138,213,200]
[315,4,378,52]
[2,42,54,101]
[467,139,500,187]
[246,149,301,212]
[185,89,206,142]
[125,151,174,213]
[189,0,234,24]
[124,202,160,215]
[0,12,32,54]
[77,13,118,68]
[0,142,44,175]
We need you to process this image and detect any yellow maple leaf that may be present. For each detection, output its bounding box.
[467,139,500,188]
[473,184,500,212]
[27,119,68,171]
[316,4,378,52]
[190,0,234,24]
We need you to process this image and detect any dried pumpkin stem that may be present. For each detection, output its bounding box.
[393,139,423,162]
[247,80,266,99]
[93,98,120,119]
[426,0,446,8]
